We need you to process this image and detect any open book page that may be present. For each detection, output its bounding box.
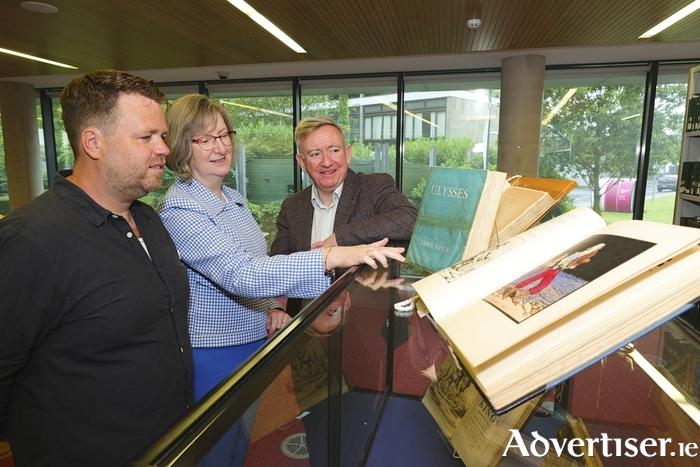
[450,385,543,466]
[508,177,576,206]
[438,219,700,369]
[470,245,700,412]
[488,185,554,248]
[463,170,507,260]
[421,355,543,465]
[413,208,607,322]
[421,356,480,438]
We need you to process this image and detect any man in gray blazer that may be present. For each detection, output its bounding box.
[271,117,417,314]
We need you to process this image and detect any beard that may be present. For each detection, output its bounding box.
[104,156,163,201]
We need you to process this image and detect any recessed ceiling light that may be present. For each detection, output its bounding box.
[20,2,58,14]
[226,0,306,53]
[639,0,700,38]
[0,47,77,69]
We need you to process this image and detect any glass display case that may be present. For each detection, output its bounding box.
[129,261,700,467]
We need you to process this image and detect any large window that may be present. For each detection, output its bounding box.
[208,81,294,243]
[541,67,648,221]
[402,73,501,205]
[49,97,74,173]
[5,60,698,227]
[35,99,49,190]
[300,76,399,186]
[649,65,691,225]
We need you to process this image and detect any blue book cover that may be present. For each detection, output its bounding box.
[406,167,503,273]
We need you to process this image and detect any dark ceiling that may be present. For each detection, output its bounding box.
[1,0,700,81]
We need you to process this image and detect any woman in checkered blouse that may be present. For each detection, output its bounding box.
[159,94,405,403]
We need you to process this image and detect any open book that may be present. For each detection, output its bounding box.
[507,177,577,222]
[489,177,576,247]
[412,208,700,413]
[406,167,507,273]
[421,355,544,466]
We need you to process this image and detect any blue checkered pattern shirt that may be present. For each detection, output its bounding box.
[159,179,330,348]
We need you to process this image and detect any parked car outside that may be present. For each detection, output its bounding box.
[657,175,677,192]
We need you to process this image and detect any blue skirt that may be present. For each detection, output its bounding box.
[192,340,266,467]
[193,339,266,401]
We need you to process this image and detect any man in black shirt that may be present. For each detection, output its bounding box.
[0,70,192,466]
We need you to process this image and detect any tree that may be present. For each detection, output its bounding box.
[541,86,645,213]
[542,83,687,214]
[217,96,293,127]
[236,120,293,159]
[337,94,350,128]
[212,95,344,160]
[52,101,75,170]
[649,83,686,177]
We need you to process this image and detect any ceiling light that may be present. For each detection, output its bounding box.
[639,0,700,38]
[20,1,57,14]
[0,47,78,69]
[226,0,306,53]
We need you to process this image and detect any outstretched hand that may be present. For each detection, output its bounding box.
[325,238,405,271]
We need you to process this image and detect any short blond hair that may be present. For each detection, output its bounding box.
[295,117,346,153]
[165,94,235,182]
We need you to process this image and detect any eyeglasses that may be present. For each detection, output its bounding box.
[191,130,236,151]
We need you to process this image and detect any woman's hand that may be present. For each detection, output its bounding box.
[324,238,405,271]
[267,308,292,335]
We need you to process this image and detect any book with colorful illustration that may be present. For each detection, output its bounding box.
[413,207,700,413]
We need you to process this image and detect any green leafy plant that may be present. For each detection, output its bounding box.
[247,200,281,251]
[409,177,427,207]
[236,121,293,160]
